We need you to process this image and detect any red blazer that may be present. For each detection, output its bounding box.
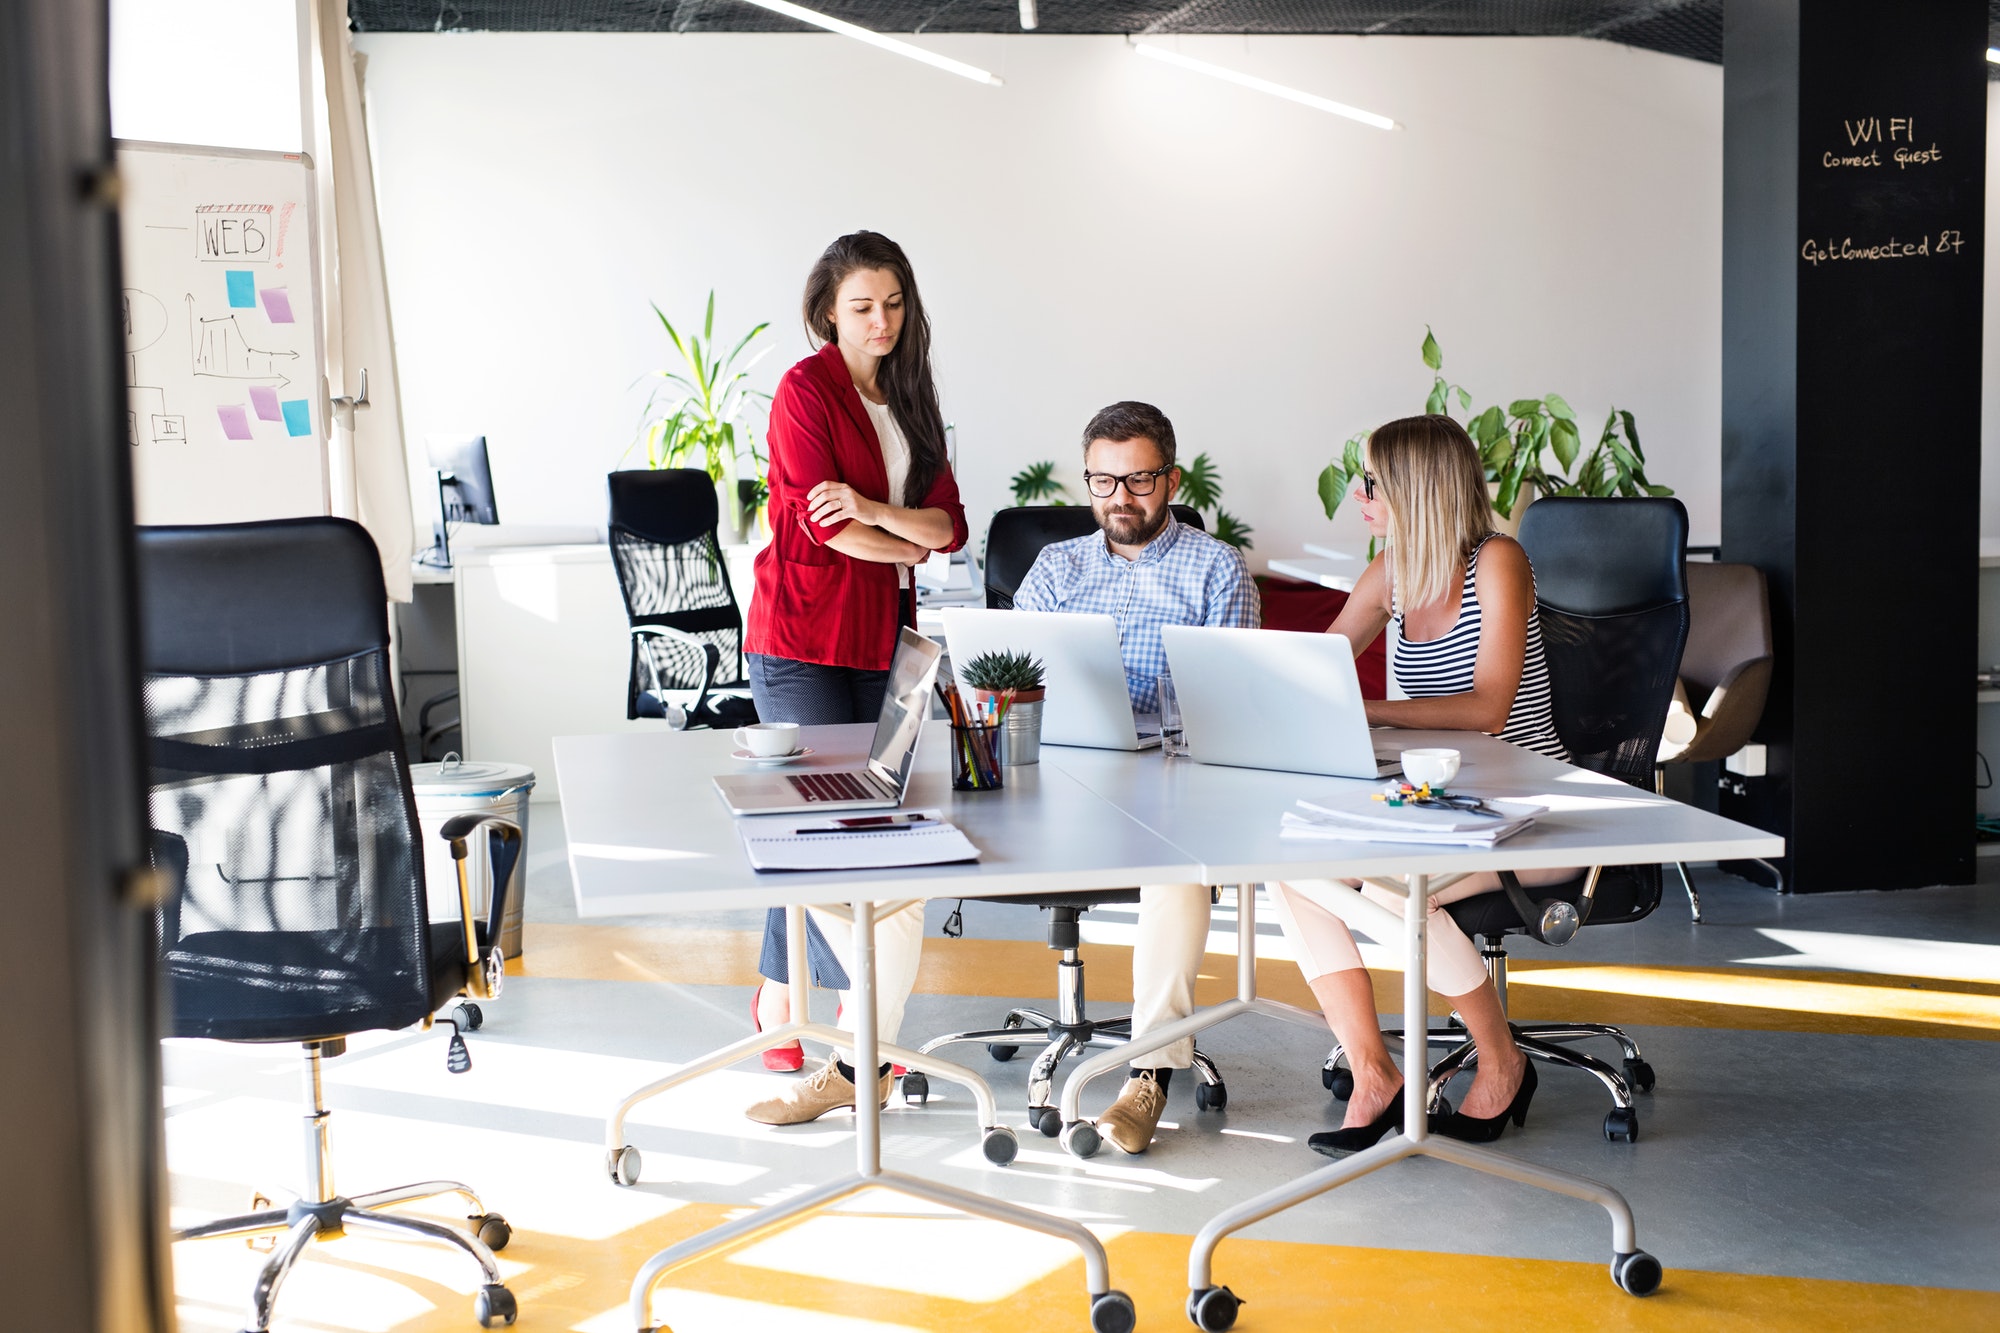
[746,342,968,670]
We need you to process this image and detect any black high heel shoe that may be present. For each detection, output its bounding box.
[1433,1059,1537,1143]
[1307,1085,1407,1159]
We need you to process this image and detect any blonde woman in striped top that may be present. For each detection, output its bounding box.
[1268,414,1578,1158]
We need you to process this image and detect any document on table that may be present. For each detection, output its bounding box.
[1281,788,1545,848]
[740,818,981,872]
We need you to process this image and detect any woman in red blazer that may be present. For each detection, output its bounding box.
[743,233,966,1116]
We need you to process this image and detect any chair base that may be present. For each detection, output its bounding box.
[178,1184,515,1331]
[176,1041,517,1330]
[923,1005,1223,1133]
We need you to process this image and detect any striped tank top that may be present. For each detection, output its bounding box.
[1392,536,1567,760]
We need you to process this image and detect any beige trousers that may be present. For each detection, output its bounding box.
[806,901,928,1062]
[1128,883,1212,1070]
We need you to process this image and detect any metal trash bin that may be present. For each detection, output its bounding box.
[409,756,534,959]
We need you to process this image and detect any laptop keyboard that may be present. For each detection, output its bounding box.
[787,770,880,802]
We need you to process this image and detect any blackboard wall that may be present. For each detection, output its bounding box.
[1723,0,1986,891]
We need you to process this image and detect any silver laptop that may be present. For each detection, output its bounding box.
[941,608,1161,751]
[1161,626,1400,779]
[713,628,942,815]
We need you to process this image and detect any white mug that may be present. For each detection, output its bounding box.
[735,722,801,757]
[1400,747,1461,788]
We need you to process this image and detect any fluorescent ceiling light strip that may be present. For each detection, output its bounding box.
[1131,40,1397,130]
[741,0,1002,85]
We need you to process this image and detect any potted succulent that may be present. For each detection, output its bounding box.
[960,649,1046,766]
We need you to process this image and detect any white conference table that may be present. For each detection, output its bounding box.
[1035,731,1783,1324]
[556,723,1202,1333]
[557,722,1782,1330]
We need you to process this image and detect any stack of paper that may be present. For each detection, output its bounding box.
[740,819,981,872]
[1281,788,1545,848]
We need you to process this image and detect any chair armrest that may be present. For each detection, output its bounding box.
[438,813,521,998]
[630,626,720,729]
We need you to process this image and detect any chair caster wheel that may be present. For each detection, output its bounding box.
[988,1043,1019,1062]
[1032,1105,1062,1137]
[1323,1062,1353,1100]
[1060,1120,1101,1159]
[1604,1108,1640,1143]
[901,1072,930,1105]
[609,1144,642,1186]
[1428,1095,1453,1118]
[1624,1058,1656,1094]
[470,1212,511,1251]
[1195,1081,1227,1112]
[1089,1289,1137,1333]
[981,1125,1019,1166]
[474,1283,518,1327]
[1611,1249,1663,1296]
[1187,1284,1242,1331]
[458,1002,484,1031]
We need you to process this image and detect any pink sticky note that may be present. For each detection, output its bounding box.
[217,405,252,440]
[260,287,295,323]
[249,385,282,421]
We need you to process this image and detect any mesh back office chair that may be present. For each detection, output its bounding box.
[1323,498,1690,1143]
[608,469,756,729]
[1656,562,1778,918]
[981,503,1206,609]
[918,503,1224,1133]
[142,519,523,1332]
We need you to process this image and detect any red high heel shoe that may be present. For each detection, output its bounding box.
[753,983,804,1072]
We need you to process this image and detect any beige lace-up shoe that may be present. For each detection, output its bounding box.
[745,1056,894,1126]
[1096,1074,1169,1154]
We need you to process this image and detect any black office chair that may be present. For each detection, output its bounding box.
[1322,498,1690,1143]
[982,502,1207,608]
[918,502,1224,1134]
[607,468,756,729]
[142,518,522,1331]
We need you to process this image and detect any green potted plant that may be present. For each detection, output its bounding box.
[960,649,1046,765]
[1010,461,1072,506]
[1174,451,1253,550]
[630,291,773,544]
[1319,328,1671,538]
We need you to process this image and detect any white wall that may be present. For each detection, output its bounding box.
[110,0,302,152]
[353,32,1727,563]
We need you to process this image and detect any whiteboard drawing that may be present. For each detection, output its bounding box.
[188,294,301,385]
[194,204,274,263]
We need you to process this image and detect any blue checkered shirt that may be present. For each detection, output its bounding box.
[1011,515,1261,712]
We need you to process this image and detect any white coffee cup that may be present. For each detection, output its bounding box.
[735,722,801,757]
[1400,747,1461,788]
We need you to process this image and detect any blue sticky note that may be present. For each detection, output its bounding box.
[280,399,311,437]
[226,270,256,308]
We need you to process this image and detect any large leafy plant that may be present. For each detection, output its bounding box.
[631,293,773,502]
[1010,460,1072,505]
[1319,328,1671,524]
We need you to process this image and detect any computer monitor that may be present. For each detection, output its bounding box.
[422,435,497,566]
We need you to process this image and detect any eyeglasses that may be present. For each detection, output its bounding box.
[1083,465,1174,498]
[1360,469,1378,501]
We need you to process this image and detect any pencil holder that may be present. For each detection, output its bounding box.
[949,721,1004,791]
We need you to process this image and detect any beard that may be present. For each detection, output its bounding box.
[1097,500,1172,547]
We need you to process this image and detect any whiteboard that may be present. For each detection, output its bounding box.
[117,141,329,523]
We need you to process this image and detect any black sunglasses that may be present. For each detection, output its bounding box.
[1361,469,1378,501]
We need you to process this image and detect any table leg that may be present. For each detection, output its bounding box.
[1183,874,1661,1330]
[1056,885,1325,1150]
[628,896,1140,1333]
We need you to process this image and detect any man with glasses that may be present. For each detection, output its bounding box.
[1010,401,1259,1153]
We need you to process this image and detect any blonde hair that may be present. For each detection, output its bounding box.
[1369,414,1494,613]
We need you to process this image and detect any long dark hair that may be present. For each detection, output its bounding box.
[802,231,948,508]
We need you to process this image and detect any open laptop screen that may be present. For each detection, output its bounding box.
[866,628,942,785]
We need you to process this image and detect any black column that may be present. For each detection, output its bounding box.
[1722,0,1986,891]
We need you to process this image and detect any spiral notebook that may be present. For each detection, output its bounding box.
[739,820,981,872]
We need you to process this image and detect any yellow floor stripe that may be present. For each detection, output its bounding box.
[176,1197,2000,1332]
[511,925,2000,1042]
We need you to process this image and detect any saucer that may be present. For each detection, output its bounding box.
[731,747,813,766]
